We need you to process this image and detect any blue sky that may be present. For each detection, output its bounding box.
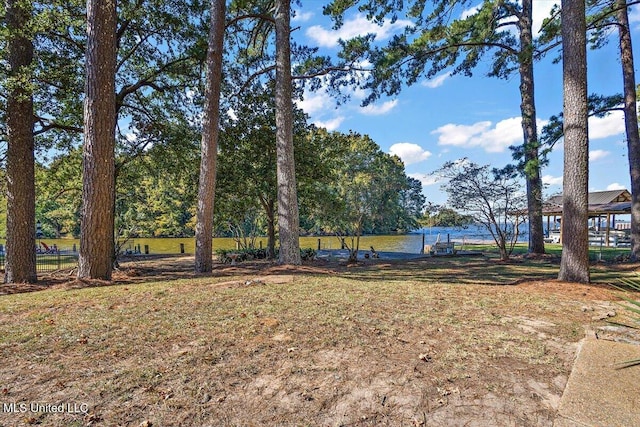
[290,1,640,206]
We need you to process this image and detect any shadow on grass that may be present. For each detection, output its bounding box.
[2,252,637,296]
[335,255,562,285]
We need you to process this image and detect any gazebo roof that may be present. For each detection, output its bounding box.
[542,189,632,216]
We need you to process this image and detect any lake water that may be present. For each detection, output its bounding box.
[21,225,503,255]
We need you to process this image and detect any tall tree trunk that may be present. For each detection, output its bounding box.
[4,0,37,284]
[616,0,640,261]
[558,0,590,283]
[520,0,545,255]
[274,0,301,265]
[194,0,225,273]
[78,0,117,280]
[261,197,276,259]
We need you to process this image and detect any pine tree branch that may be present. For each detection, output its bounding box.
[33,117,82,136]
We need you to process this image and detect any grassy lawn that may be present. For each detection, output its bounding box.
[461,242,632,263]
[0,255,637,426]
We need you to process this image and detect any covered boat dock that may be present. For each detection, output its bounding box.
[542,189,632,247]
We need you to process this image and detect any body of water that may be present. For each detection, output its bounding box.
[14,225,503,256]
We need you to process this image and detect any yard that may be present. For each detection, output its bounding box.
[0,253,638,426]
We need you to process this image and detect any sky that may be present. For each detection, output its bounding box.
[289,1,640,207]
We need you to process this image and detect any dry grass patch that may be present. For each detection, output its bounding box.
[0,256,634,426]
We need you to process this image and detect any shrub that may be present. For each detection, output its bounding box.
[609,275,640,368]
[215,247,316,263]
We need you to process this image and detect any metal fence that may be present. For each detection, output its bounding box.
[0,250,79,273]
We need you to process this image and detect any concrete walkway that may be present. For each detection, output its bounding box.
[555,335,640,426]
[316,249,429,261]
[315,249,483,261]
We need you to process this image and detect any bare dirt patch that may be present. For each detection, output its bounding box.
[0,255,638,426]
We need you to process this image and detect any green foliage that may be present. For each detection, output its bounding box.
[422,207,474,227]
[611,276,640,323]
[529,92,625,167]
[336,0,543,106]
[214,81,316,255]
[398,176,426,232]
[35,147,82,237]
[0,0,429,248]
[115,117,200,239]
[215,247,316,263]
[609,275,640,368]
[309,130,423,261]
[215,247,268,263]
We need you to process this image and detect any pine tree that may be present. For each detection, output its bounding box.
[558,0,590,283]
[78,0,117,280]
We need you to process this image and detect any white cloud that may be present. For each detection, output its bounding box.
[432,121,493,148]
[292,10,313,22]
[295,84,346,132]
[432,117,549,153]
[409,173,440,187]
[306,14,412,48]
[462,1,557,37]
[588,110,625,140]
[471,117,524,152]
[360,99,398,116]
[461,4,481,19]
[352,87,368,100]
[389,143,432,165]
[532,1,558,35]
[295,91,333,115]
[314,116,344,131]
[589,149,610,162]
[607,182,627,191]
[542,175,563,186]
[422,72,451,88]
[227,108,237,121]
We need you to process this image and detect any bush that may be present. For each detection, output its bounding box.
[300,248,316,261]
[609,275,640,368]
[215,247,316,263]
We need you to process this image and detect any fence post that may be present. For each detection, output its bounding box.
[57,251,61,270]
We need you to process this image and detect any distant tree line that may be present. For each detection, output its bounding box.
[421,207,474,228]
[18,101,424,242]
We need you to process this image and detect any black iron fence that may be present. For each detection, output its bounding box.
[0,249,79,273]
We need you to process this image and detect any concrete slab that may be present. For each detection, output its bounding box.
[555,337,640,427]
[315,249,429,260]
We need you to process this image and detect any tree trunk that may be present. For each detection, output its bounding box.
[265,198,276,259]
[274,0,301,265]
[558,0,590,283]
[519,0,545,255]
[78,0,117,280]
[616,0,640,261]
[499,243,509,261]
[194,0,225,273]
[4,0,37,284]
